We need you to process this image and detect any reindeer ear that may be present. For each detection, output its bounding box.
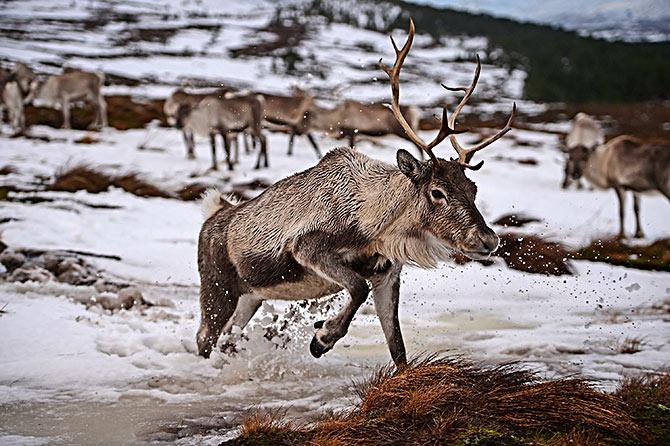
[397,149,427,183]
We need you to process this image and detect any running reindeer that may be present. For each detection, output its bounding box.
[195,19,515,365]
[568,135,670,239]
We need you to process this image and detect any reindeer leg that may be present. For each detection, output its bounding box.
[254,132,268,169]
[561,160,571,189]
[219,293,263,354]
[306,132,322,158]
[633,193,644,239]
[183,129,196,159]
[371,262,406,367]
[98,95,108,128]
[244,131,251,153]
[348,131,355,148]
[287,132,296,156]
[196,278,240,358]
[209,133,218,171]
[614,187,626,239]
[293,232,370,359]
[62,98,71,129]
[221,132,233,171]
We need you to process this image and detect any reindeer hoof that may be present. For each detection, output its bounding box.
[309,336,330,358]
[314,320,325,329]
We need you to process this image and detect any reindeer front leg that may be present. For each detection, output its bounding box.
[371,263,406,367]
[293,232,370,359]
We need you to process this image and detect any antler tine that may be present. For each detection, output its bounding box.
[443,55,515,170]
[379,19,436,161]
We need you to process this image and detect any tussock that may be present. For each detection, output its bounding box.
[496,233,573,276]
[51,164,172,198]
[231,356,658,446]
[572,238,670,272]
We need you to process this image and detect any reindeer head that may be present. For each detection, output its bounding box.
[379,19,515,260]
[566,145,592,180]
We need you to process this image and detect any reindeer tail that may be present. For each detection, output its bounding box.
[201,188,240,220]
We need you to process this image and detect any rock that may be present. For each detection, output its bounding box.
[117,287,144,309]
[8,265,53,283]
[0,250,26,272]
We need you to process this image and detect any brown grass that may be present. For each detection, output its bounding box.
[51,164,172,198]
[24,95,166,130]
[232,356,654,446]
[571,238,670,272]
[0,165,17,175]
[493,213,542,228]
[496,233,573,276]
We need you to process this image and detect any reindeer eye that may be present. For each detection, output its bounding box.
[430,189,446,200]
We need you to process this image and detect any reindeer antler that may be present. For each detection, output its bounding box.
[443,55,516,170]
[379,19,516,170]
[379,18,464,163]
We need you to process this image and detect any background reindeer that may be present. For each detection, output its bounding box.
[569,135,670,239]
[195,19,515,365]
[562,112,605,189]
[312,99,420,152]
[0,63,36,135]
[261,90,322,158]
[26,68,107,129]
[176,93,267,171]
[164,87,239,159]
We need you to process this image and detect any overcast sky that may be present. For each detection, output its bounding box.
[405,0,670,24]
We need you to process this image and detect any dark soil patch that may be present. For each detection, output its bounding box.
[229,21,307,59]
[571,238,670,272]
[493,213,542,228]
[227,356,664,446]
[454,232,573,276]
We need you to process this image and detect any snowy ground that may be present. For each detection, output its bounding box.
[0,0,669,444]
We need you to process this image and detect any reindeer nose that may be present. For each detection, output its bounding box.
[479,230,499,253]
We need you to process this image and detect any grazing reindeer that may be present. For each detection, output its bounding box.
[164,88,239,159]
[562,112,604,189]
[569,135,669,239]
[195,19,515,366]
[176,93,267,170]
[311,99,420,154]
[26,68,107,129]
[261,91,322,158]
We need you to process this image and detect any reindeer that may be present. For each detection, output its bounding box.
[261,91,322,158]
[164,88,234,159]
[25,68,107,129]
[562,112,605,189]
[0,63,36,135]
[176,93,267,171]
[568,135,669,239]
[195,19,515,366]
[311,99,420,154]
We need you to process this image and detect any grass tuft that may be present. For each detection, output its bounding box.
[229,356,663,445]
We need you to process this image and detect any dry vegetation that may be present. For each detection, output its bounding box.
[455,232,574,276]
[51,164,173,198]
[572,238,670,272]
[226,356,670,446]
